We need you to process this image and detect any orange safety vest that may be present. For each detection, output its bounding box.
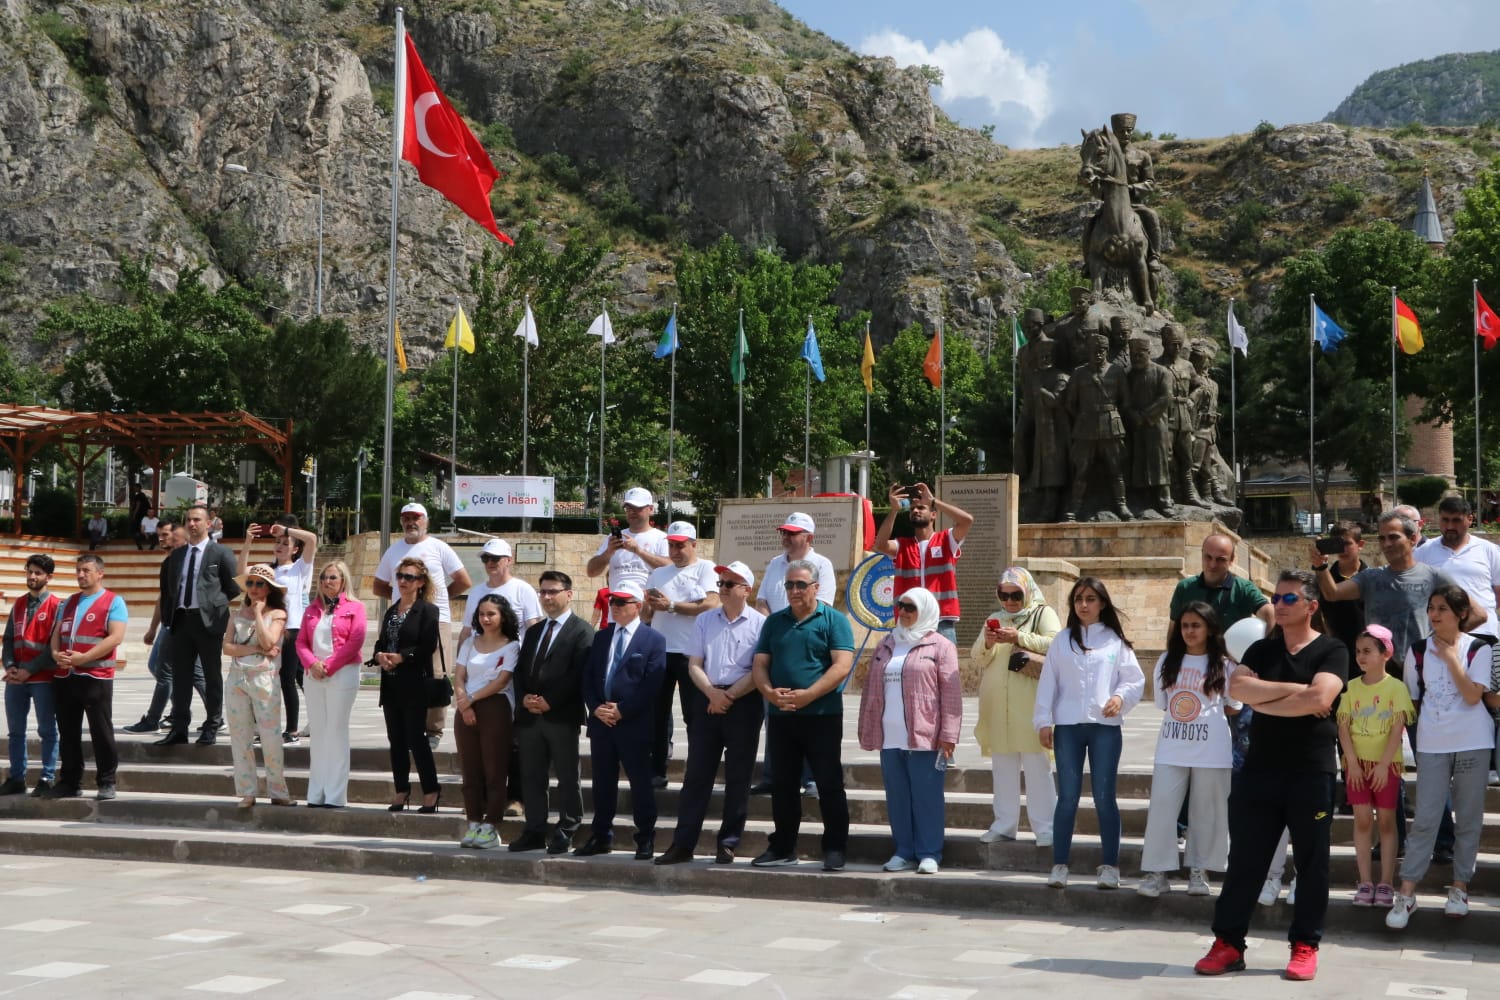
[10,591,60,683]
[56,589,121,680]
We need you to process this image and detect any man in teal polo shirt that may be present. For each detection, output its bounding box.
[749,560,854,871]
[1170,534,1273,634]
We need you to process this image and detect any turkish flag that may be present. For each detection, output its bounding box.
[1477,288,1500,351]
[402,36,512,245]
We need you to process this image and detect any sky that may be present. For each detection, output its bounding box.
[775,0,1500,148]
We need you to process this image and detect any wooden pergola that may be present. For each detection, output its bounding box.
[0,406,294,537]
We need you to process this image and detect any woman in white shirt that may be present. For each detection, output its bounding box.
[1138,601,1236,899]
[453,594,520,849]
[1034,576,1144,891]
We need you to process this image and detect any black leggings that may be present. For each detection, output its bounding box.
[280,630,303,732]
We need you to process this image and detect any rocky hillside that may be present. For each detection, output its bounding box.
[1327,51,1500,128]
[2,0,1498,368]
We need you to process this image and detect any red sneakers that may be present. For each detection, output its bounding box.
[1285,942,1318,981]
[1194,937,1246,975]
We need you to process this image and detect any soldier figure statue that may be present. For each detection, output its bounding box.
[1123,337,1174,516]
[1062,333,1132,522]
[1157,324,1207,508]
[1188,338,1234,505]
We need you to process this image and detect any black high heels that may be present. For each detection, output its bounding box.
[388,792,410,812]
[418,789,442,814]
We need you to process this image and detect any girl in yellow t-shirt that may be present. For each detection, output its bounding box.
[1335,624,1414,907]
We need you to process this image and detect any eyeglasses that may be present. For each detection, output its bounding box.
[717,580,743,589]
[1269,593,1304,605]
[784,580,814,591]
[896,602,918,612]
[608,597,636,607]
[396,572,425,583]
[997,590,1025,601]
[537,588,567,597]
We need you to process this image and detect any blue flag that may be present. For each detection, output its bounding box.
[800,319,825,382]
[653,311,678,359]
[1313,303,1347,352]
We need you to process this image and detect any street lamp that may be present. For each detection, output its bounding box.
[223,162,324,317]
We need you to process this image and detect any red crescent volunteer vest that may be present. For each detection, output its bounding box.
[57,589,120,680]
[893,529,961,619]
[12,591,60,683]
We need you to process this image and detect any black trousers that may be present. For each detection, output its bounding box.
[671,689,763,851]
[168,610,225,735]
[518,717,583,836]
[767,713,848,856]
[1212,768,1334,950]
[589,723,656,848]
[652,652,693,778]
[279,629,303,733]
[383,700,439,795]
[53,674,116,789]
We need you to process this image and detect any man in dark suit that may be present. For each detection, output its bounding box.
[156,503,240,746]
[575,582,666,860]
[509,570,596,855]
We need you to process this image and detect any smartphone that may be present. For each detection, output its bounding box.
[1314,536,1345,556]
[985,617,1002,631]
[609,524,623,541]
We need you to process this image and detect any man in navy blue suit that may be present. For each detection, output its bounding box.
[576,582,667,860]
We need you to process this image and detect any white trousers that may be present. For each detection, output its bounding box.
[1140,762,1231,873]
[990,752,1056,839]
[304,664,360,806]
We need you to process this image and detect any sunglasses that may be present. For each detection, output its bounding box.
[784,580,814,591]
[396,572,426,583]
[896,601,918,612]
[998,590,1025,601]
[537,588,567,597]
[717,580,743,589]
[246,579,270,588]
[1269,593,1304,605]
[479,554,502,563]
[608,597,636,607]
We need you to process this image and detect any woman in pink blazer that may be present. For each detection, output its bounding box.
[296,560,367,807]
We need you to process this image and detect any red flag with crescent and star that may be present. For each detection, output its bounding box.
[1477,287,1500,351]
[401,36,511,245]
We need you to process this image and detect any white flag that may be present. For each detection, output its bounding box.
[513,302,538,347]
[1227,302,1249,357]
[587,309,615,345]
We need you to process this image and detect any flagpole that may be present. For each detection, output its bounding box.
[451,307,460,519]
[1476,279,1484,505]
[521,295,530,479]
[1228,298,1239,498]
[804,314,812,496]
[1390,286,1399,502]
[864,318,871,455]
[667,303,676,521]
[598,298,607,533]
[938,317,946,481]
[379,7,408,553]
[1308,293,1316,527]
[1010,314,1018,475]
[737,307,744,499]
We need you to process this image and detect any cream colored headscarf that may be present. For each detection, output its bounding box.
[994,566,1046,625]
[891,586,940,643]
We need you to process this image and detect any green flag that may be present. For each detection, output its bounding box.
[1012,315,1026,355]
[731,312,750,384]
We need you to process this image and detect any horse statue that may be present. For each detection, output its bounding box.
[1078,125,1157,313]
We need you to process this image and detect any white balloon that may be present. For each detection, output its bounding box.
[413,92,456,159]
[1224,617,1268,663]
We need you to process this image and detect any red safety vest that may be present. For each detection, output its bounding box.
[56,589,121,680]
[893,529,962,619]
[11,591,60,683]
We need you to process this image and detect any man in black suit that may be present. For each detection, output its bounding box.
[509,570,596,855]
[575,582,666,860]
[156,503,240,746]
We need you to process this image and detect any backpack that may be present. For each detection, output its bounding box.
[1407,636,1488,709]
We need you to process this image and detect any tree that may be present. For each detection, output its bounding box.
[869,323,984,483]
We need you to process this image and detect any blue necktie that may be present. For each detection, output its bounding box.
[605,628,627,700]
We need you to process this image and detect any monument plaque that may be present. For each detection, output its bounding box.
[717,496,864,575]
[936,475,1019,650]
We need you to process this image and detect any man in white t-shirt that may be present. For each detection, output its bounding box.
[460,538,543,644]
[643,521,720,786]
[755,512,836,615]
[585,486,669,623]
[373,502,473,745]
[1414,496,1500,640]
[138,509,160,550]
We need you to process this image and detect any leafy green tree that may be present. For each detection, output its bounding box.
[868,322,984,484]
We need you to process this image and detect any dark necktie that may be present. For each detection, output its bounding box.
[181,546,198,610]
[539,619,557,661]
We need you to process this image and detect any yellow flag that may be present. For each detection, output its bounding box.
[394,320,409,373]
[445,304,476,354]
[860,327,875,394]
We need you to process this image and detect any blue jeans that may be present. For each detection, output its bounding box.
[6,681,58,783]
[880,748,947,863]
[1052,722,1123,866]
[936,620,958,645]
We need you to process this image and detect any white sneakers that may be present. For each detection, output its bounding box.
[883,855,915,872]
[1386,892,1418,929]
[979,828,1016,844]
[1047,864,1069,888]
[917,858,940,875]
[1287,878,1298,906]
[460,822,481,848]
[1034,833,1053,848]
[1096,865,1120,890]
[471,823,499,849]
[1445,886,1469,918]
[1258,878,1281,906]
[1136,872,1170,898]
[1187,868,1212,896]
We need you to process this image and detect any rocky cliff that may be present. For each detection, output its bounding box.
[1327,51,1500,128]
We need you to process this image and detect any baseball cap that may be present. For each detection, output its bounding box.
[666,521,697,541]
[621,487,653,508]
[480,538,512,559]
[609,582,645,602]
[399,502,428,518]
[714,561,755,589]
[779,512,815,534]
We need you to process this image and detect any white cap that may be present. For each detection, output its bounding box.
[714,561,755,589]
[621,487,653,508]
[665,521,697,541]
[400,502,428,518]
[480,538,512,558]
[609,582,645,602]
[779,511,815,534]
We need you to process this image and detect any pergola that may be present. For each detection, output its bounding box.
[0,405,294,537]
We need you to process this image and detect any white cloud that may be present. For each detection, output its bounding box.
[859,28,1053,147]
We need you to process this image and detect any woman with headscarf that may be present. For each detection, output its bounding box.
[972,567,1062,846]
[857,587,963,874]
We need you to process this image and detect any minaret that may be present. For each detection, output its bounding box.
[1404,170,1454,485]
[1412,170,1445,249]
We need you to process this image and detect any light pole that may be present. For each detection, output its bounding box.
[223,162,324,317]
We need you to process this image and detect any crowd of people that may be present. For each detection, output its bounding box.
[3,491,1499,983]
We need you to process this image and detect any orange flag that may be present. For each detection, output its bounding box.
[922,328,943,388]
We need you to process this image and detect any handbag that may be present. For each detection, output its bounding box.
[425,638,454,708]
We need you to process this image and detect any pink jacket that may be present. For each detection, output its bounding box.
[857,631,963,751]
[296,595,368,675]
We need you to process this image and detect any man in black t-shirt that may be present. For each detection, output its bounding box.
[1195,569,1349,983]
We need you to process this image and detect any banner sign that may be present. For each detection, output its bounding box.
[454,476,554,518]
